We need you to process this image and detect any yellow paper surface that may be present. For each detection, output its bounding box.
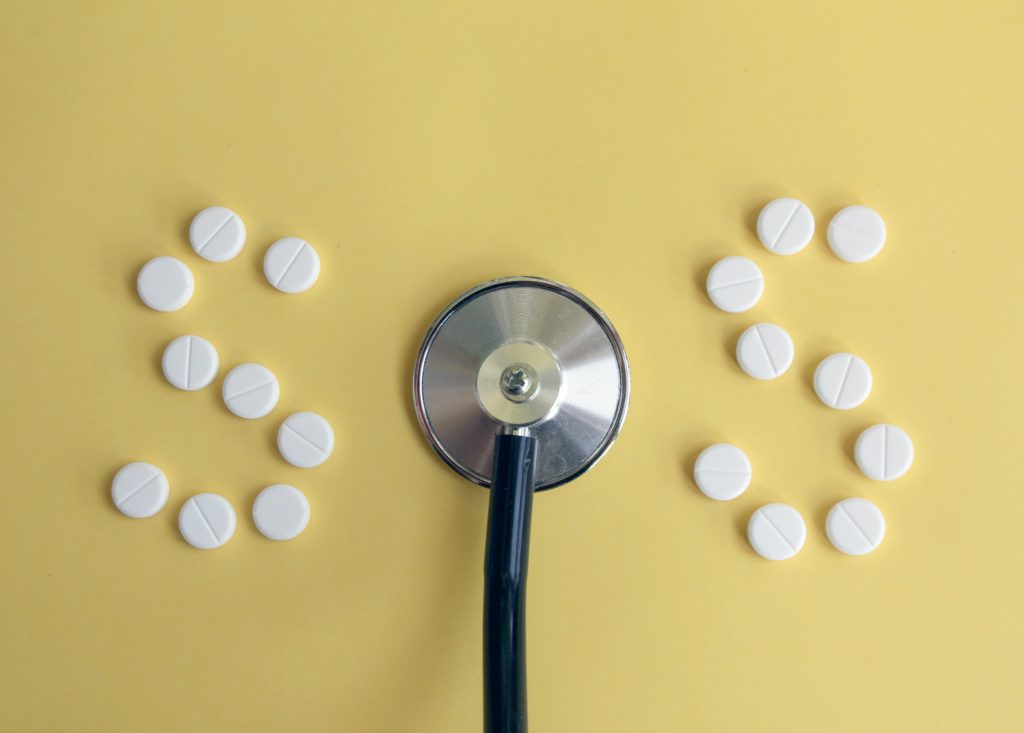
[1,2,1022,730]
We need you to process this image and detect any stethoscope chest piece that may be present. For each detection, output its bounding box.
[413,276,629,490]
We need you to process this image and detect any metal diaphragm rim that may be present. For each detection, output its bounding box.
[412,276,630,491]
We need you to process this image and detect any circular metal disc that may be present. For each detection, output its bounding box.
[413,276,630,490]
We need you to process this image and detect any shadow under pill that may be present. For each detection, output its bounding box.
[843,424,874,470]
[802,351,832,403]
[266,420,281,457]
[694,256,718,294]
[723,326,750,374]
[179,213,192,245]
[743,203,763,241]
[814,493,846,535]
[126,260,148,301]
[252,239,270,287]
[101,466,120,510]
[681,444,706,493]
[733,508,753,549]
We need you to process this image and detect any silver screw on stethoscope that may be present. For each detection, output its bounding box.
[500,364,537,402]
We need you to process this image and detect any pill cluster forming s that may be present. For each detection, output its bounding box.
[119,205,331,549]
[699,197,912,560]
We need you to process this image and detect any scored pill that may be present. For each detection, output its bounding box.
[111,462,169,518]
[264,237,321,294]
[694,443,751,500]
[826,498,886,555]
[189,206,246,263]
[222,363,280,419]
[705,256,764,313]
[813,353,872,410]
[179,493,237,550]
[161,335,219,391]
[855,424,914,481]
[747,503,806,560]
[277,412,335,468]
[736,323,794,380]
[756,197,815,255]
[827,205,886,263]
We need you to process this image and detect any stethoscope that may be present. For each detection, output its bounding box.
[413,277,629,733]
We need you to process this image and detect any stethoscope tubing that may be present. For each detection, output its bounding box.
[484,431,537,733]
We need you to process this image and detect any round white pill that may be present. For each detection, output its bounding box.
[826,498,886,555]
[828,205,886,263]
[222,363,280,419]
[855,424,914,481]
[694,443,751,500]
[264,237,320,293]
[179,493,236,550]
[137,256,194,312]
[756,197,815,255]
[111,462,169,518]
[705,256,764,313]
[747,503,806,561]
[278,411,335,468]
[189,206,246,262]
[736,323,794,380]
[161,335,219,391]
[813,353,872,410]
[253,484,310,541]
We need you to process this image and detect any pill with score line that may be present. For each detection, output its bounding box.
[189,206,246,263]
[747,503,806,560]
[161,335,219,391]
[179,493,237,550]
[736,323,794,380]
[278,412,335,468]
[828,205,886,263]
[826,498,886,555]
[222,363,280,419]
[264,237,321,293]
[757,197,815,255]
[111,462,169,518]
[855,424,914,481]
[705,256,764,313]
[694,443,751,500]
[813,353,872,410]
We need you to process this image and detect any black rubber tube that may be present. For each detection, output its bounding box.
[484,432,537,733]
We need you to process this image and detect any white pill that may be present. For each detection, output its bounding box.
[222,363,280,419]
[264,237,320,293]
[756,197,815,255]
[278,411,335,468]
[137,256,194,312]
[189,206,246,262]
[694,443,751,500]
[747,503,806,561]
[253,484,310,541]
[855,424,914,481]
[179,493,236,550]
[813,353,872,410]
[111,462,169,518]
[161,335,219,391]
[828,205,886,263]
[705,256,764,313]
[826,498,886,555]
[736,323,794,380]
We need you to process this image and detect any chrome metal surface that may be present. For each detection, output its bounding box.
[476,341,562,426]
[413,276,630,490]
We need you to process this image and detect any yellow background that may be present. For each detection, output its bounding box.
[1,1,1022,731]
